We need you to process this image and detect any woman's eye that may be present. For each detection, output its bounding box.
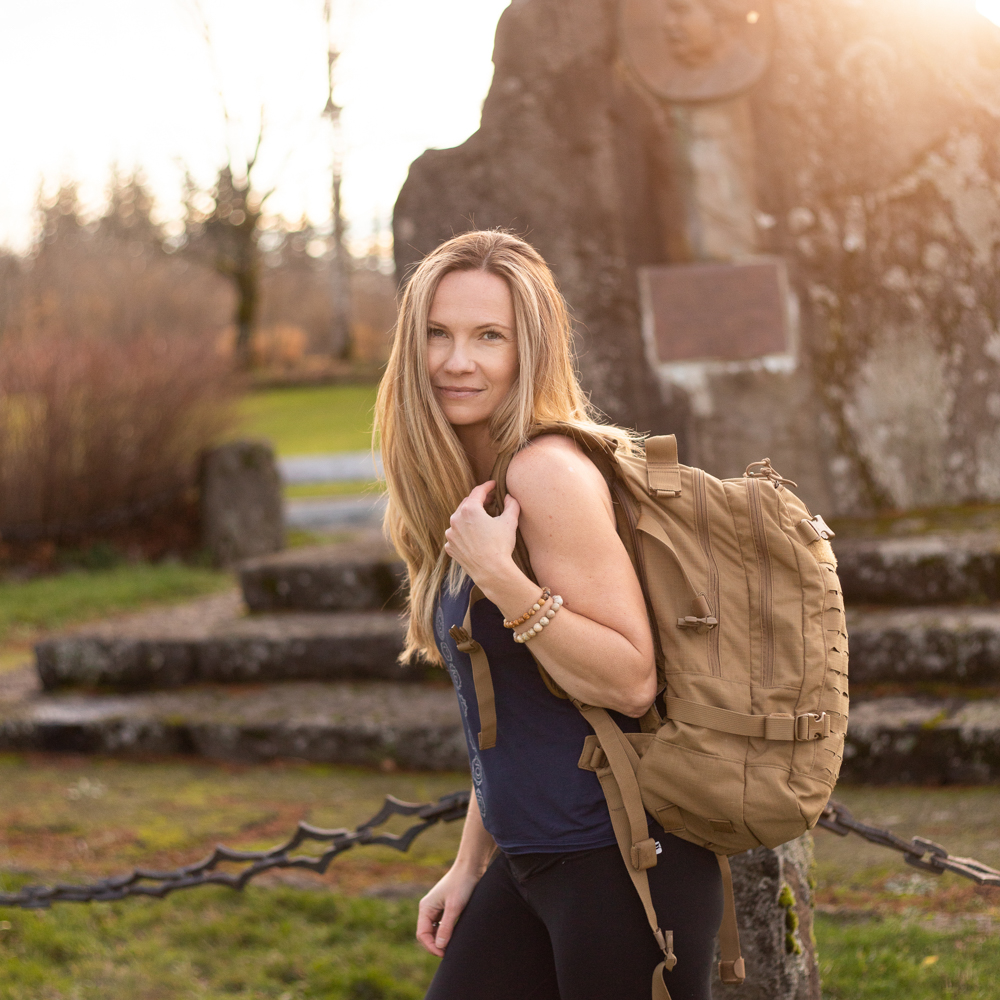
[428,328,447,339]
[482,330,503,341]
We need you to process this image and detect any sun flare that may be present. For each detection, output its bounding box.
[977,0,1000,27]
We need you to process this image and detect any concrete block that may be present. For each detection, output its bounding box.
[239,540,405,613]
[841,697,1000,784]
[34,592,422,691]
[201,440,284,565]
[847,606,1000,684]
[835,533,1000,605]
[0,681,468,770]
[714,834,820,1000]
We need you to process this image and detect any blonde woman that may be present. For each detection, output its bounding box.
[375,231,722,1000]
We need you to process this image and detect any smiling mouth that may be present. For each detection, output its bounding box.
[435,386,485,398]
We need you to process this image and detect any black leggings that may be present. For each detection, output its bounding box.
[425,826,723,1000]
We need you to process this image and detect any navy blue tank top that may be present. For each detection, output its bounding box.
[435,578,640,854]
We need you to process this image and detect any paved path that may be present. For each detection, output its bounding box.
[279,451,382,484]
[285,494,387,531]
[279,451,385,532]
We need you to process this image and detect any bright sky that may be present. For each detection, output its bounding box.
[0,0,511,253]
[3,0,998,256]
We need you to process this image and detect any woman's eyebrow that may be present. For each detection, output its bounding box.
[426,318,512,331]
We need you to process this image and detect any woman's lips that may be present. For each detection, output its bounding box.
[435,386,485,399]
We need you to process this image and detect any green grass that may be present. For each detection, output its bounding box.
[0,563,232,647]
[816,914,1000,999]
[0,757,466,882]
[0,758,463,998]
[238,384,379,456]
[3,758,1000,998]
[284,481,383,500]
[0,887,438,1000]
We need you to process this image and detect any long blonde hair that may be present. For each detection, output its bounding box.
[374,230,636,664]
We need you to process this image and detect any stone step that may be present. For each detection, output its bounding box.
[0,680,467,771]
[846,605,1000,685]
[834,531,1000,605]
[239,540,404,613]
[840,696,1000,784]
[4,672,998,784]
[35,593,421,691]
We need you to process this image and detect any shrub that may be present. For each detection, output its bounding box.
[0,332,237,544]
[0,179,240,551]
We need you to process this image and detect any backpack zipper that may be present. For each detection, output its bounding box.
[693,470,722,677]
[746,478,775,688]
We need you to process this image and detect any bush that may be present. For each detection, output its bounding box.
[0,333,237,544]
[0,179,240,550]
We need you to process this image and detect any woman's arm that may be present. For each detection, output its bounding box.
[415,788,496,957]
[443,435,656,717]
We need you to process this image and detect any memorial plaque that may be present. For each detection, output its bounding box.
[620,0,773,102]
[639,257,791,364]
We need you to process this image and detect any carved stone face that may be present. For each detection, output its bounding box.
[663,0,721,68]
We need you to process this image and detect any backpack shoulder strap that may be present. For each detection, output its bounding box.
[448,586,497,750]
[578,705,746,995]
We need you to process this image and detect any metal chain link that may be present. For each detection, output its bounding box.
[818,798,1000,886]
[2,790,997,911]
[0,791,471,910]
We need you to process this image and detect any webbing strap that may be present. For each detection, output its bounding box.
[715,855,746,984]
[578,706,646,853]
[652,958,673,1000]
[578,705,677,998]
[447,587,497,750]
[645,435,682,497]
[665,697,847,742]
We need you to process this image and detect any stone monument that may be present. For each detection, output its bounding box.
[395,0,1000,517]
[200,440,284,565]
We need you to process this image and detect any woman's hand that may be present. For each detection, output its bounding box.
[443,480,521,588]
[415,863,483,957]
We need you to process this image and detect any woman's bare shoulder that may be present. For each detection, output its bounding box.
[505,434,610,512]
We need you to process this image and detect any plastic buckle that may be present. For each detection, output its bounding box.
[795,712,830,741]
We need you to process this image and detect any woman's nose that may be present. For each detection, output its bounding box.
[443,342,476,373]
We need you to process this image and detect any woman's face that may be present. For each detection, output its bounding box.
[426,269,519,431]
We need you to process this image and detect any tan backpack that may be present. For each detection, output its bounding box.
[449,423,849,1000]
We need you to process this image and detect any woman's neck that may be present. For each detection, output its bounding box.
[454,422,498,484]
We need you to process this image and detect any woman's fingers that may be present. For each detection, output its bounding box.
[466,480,496,508]
[499,493,520,525]
[416,896,446,957]
[433,896,463,952]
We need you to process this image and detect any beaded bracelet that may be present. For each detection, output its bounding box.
[514,595,563,643]
[503,587,552,630]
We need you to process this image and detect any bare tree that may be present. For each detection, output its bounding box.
[323,0,352,359]
[183,131,271,367]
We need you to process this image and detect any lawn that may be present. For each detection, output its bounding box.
[0,757,464,999]
[0,563,233,669]
[238,384,379,457]
[1,759,998,999]
[0,381,385,664]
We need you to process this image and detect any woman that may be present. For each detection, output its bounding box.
[374,230,722,1000]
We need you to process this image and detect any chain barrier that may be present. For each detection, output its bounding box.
[2,792,997,911]
[818,799,1000,886]
[0,791,471,910]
